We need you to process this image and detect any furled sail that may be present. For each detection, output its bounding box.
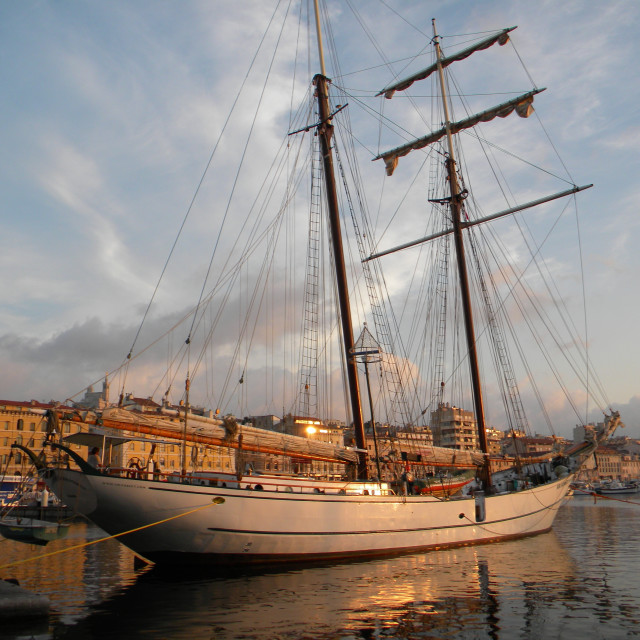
[415,446,485,467]
[375,89,544,176]
[59,407,487,469]
[377,27,516,99]
[88,407,361,465]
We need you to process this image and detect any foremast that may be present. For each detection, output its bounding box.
[313,1,367,479]
[431,19,490,484]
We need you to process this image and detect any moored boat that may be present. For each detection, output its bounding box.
[596,481,639,496]
[0,516,70,546]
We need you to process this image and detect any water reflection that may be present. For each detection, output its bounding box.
[49,529,579,639]
[557,499,640,631]
[3,501,640,639]
[1,522,141,629]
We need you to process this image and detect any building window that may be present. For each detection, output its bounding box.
[29,422,36,431]
[64,423,71,433]
[16,419,24,431]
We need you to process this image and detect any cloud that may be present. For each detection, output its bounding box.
[0,1,637,438]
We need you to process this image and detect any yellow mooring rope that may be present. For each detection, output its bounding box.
[0,496,225,571]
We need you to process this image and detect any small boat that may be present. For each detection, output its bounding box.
[596,481,639,496]
[0,516,69,546]
[0,470,71,545]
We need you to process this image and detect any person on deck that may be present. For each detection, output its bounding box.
[87,447,101,468]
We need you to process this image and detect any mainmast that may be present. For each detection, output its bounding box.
[431,19,490,482]
[313,0,367,479]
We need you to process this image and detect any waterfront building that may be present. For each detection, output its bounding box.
[594,446,622,479]
[0,400,83,475]
[430,403,479,451]
[0,398,236,478]
[485,427,504,455]
[573,423,596,443]
[369,426,433,458]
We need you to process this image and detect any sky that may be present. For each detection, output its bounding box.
[0,0,639,438]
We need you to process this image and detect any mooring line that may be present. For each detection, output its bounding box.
[0,497,225,571]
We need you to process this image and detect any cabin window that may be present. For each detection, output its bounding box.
[63,422,71,433]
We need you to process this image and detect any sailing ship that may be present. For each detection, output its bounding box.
[25,6,621,565]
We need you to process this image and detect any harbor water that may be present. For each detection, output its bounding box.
[2,495,640,639]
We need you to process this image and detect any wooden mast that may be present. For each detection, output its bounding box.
[432,19,491,485]
[313,0,367,479]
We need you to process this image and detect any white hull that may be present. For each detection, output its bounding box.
[45,469,572,565]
